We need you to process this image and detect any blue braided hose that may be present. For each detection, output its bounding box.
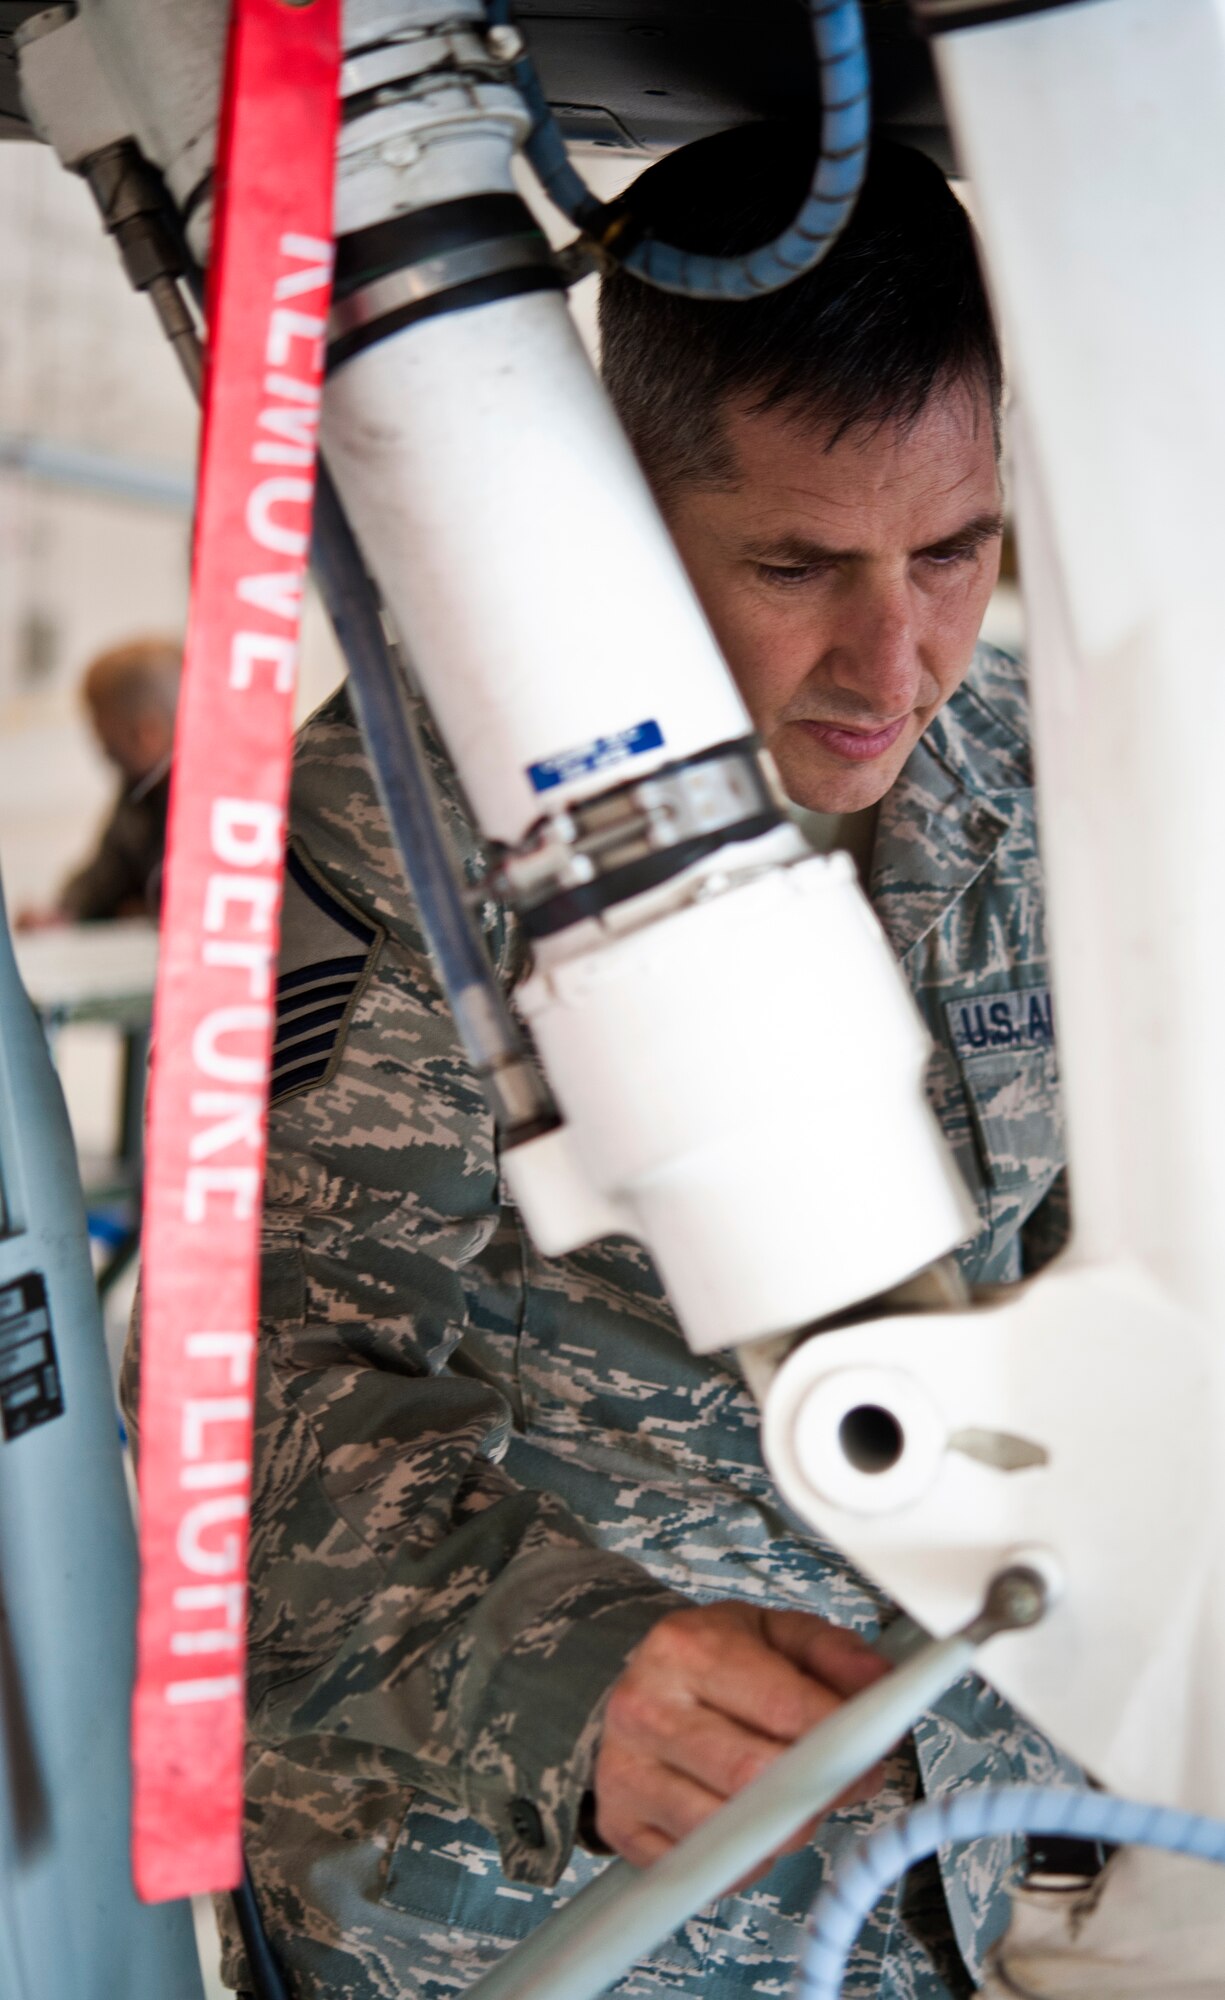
[487,1,871,300]
[800,1785,1225,2000]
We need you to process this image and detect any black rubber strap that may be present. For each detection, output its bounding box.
[329,190,565,369]
[1023,1833,1116,1883]
[521,813,781,940]
[333,192,533,300]
[328,264,564,372]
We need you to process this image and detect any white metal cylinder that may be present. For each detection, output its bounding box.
[321,288,753,846]
[507,850,976,1351]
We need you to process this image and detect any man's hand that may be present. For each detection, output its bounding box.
[593,1602,891,1874]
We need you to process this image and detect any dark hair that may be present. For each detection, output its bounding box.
[598,126,1002,498]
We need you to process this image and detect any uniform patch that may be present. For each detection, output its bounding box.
[945,985,1055,1059]
[270,847,381,1104]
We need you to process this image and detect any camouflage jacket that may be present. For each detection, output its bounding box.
[59,762,170,921]
[126,644,1071,2000]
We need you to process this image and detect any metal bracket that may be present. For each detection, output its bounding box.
[495,743,780,918]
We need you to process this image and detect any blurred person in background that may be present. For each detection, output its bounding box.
[18,634,180,928]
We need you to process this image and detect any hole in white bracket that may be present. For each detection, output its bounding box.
[788,1365,947,1517]
[839,1403,905,1474]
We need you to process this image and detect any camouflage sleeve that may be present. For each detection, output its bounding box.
[58,796,147,920]
[240,690,685,1887]
[962,642,1032,753]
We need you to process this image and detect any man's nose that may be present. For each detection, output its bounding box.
[823,582,921,717]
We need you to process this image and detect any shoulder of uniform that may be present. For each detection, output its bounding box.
[287,681,483,930]
[270,840,385,1107]
[936,642,1033,793]
[280,682,517,1044]
[294,679,357,755]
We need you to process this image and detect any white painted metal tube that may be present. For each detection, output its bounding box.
[322,288,752,846]
[934,0,1225,1312]
[463,1630,977,2000]
[509,847,975,1349]
[931,0,1225,1811]
[764,0,1225,1821]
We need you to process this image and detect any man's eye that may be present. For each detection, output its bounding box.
[755,563,822,587]
[920,544,979,569]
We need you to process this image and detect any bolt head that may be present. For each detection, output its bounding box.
[382,136,421,168]
[987,1565,1048,1631]
[486,23,525,62]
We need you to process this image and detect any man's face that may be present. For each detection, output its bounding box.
[88,699,174,784]
[664,383,1003,813]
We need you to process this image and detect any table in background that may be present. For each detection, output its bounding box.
[14,919,159,1294]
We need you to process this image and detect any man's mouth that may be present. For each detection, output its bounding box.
[792,716,908,763]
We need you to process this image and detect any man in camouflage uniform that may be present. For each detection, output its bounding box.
[127,134,1071,1997]
[18,635,180,929]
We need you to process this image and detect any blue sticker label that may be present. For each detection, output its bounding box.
[945,986,1055,1059]
[529,720,664,793]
